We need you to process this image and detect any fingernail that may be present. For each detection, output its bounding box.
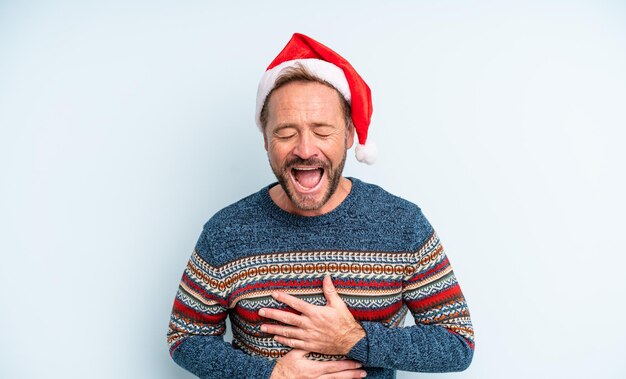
[272,291,279,298]
[258,309,265,316]
[361,372,367,377]
[355,363,362,368]
[260,325,267,332]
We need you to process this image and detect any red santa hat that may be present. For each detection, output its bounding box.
[255,33,377,165]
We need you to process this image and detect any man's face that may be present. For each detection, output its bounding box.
[264,81,355,213]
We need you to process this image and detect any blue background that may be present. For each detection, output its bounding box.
[1,1,625,378]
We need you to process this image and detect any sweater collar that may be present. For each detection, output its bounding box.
[260,177,361,226]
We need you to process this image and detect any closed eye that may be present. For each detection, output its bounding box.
[313,126,335,138]
[275,132,295,139]
[314,132,332,138]
[274,127,297,139]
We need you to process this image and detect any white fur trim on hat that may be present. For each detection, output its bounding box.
[255,58,351,130]
[355,141,378,165]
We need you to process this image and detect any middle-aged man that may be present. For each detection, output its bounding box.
[167,33,475,379]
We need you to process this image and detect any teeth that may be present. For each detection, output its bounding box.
[293,167,319,171]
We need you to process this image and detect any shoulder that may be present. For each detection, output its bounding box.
[351,178,434,249]
[204,190,265,230]
[194,187,269,264]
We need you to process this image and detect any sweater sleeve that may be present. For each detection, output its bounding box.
[166,249,276,378]
[347,231,475,372]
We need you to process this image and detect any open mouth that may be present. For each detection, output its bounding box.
[290,167,325,192]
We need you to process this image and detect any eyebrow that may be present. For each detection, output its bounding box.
[311,123,337,128]
[273,123,337,132]
[272,124,297,133]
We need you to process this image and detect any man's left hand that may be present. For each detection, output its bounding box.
[259,275,366,356]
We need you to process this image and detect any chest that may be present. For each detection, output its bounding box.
[212,251,415,325]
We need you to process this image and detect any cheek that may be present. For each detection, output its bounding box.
[267,142,291,162]
[322,137,347,158]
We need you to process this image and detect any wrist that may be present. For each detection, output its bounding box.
[342,323,366,355]
[269,359,284,379]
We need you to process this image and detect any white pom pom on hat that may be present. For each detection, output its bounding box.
[256,33,377,164]
[355,141,378,165]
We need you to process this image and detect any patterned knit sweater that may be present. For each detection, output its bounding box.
[167,178,474,378]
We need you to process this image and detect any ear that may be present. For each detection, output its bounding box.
[346,125,355,149]
[263,130,268,151]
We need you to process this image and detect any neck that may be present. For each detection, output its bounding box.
[269,176,353,217]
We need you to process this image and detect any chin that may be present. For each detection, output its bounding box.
[270,152,347,213]
[284,180,332,211]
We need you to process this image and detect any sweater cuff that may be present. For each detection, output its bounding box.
[346,323,370,364]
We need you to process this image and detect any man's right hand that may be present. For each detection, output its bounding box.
[270,349,367,379]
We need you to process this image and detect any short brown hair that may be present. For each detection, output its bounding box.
[259,63,354,132]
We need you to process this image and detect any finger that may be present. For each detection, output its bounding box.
[271,291,315,314]
[316,359,363,373]
[318,370,367,379]
[273,335,306,349]
[314,360,367,378]
[283,348,309,359]
[261,324,307,340]
[258,308,305,327]
[323,275,344,308]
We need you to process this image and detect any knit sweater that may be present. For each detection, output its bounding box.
[167,178,474,378]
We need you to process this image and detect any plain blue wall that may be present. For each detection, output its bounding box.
[1,1,625,378]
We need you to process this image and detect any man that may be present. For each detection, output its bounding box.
[167,33,474,379]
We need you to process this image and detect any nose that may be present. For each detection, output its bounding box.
[293,131,318,160]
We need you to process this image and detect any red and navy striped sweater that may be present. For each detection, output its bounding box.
[167,178,474,378]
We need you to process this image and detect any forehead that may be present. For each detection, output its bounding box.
[266,81,345,126]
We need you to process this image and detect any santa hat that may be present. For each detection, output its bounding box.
[255,33,377,165]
